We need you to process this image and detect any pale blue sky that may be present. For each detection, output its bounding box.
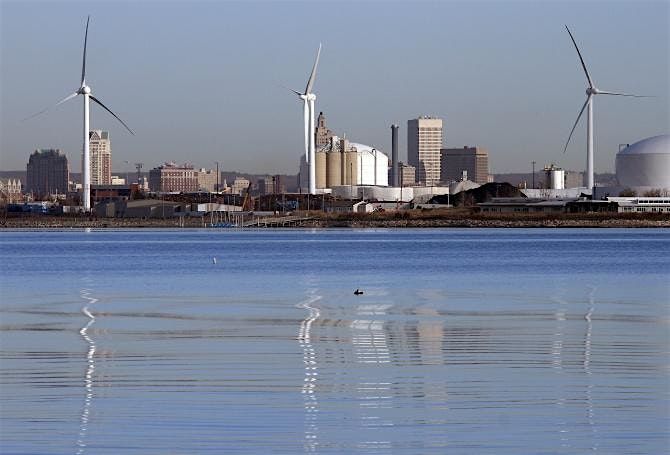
[1,0,668,175]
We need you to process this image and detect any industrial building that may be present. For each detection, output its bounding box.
[299,136,389,190]
[440,146,489,185]
[607,197,670,213]
[478,196,670,214]
[478,197,620,213]
[26,149,69,197]
[408,116,443,186]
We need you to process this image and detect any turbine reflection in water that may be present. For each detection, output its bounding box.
[584,286,598,452]
[76,279,98,455]
[297,279,322,453]
[352,304,393,452]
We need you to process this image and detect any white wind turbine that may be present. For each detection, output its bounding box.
[288,44,321,195]
[27,16,134,211]
[563,25,647,195]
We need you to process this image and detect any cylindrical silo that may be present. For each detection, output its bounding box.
[549,169,565,190]
[344,151,358,185]
[315,151,327,189]
[327,151,342,187]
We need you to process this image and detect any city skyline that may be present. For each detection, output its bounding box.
[1,0,667,175]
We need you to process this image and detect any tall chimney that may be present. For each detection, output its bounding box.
[391,124,399,187]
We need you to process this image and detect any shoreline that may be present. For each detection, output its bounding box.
[2,212,669,229]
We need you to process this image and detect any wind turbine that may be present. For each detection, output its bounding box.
[27,16,134,211]
[563,25,646,195]
[288,44,321,195]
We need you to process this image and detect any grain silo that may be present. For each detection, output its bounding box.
[344,150,358,185]
[315,151,327,189]
[327,150,342,187]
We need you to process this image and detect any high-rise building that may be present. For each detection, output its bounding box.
[149,162,198,192]
[26,149,69,197]
[87,130,112,185]
[407,116,443,186]
[440,146,489,185]
[315,112,335,147]
[197,168,217,192]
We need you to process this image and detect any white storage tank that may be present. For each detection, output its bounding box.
[544,165,565,190]
[616,135,670,190]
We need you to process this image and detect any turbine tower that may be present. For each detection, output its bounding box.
[289,44,321,195]
[563,25,646,196]
[27,16,134,211]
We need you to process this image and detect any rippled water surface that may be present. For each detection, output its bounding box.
[1,228,668,454]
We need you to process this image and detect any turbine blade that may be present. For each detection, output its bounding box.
[89,95,135,135]
[81,15,90,87]
[22,92,79,121]
[597,90,652,98]
[304,43,321,94]
[563,96,591,154]
[565,25,594,88]
[280,84,302,96]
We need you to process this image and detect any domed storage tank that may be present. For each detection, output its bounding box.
[616,135,670,189]
[315,151,327,189]
[327,151,342,187]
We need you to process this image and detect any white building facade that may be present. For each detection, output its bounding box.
[408,116,443,186]
[87,130,112,185]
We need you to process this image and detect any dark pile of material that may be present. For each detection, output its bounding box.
[429,182,525,206]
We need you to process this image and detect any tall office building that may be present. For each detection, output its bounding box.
[86,130,112,185]
[440,146,489,184]
[26,149,69,197]
[407,116,443,186]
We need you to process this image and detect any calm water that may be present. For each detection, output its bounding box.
[0,228,668,454]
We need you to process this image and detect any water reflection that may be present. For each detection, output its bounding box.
[297,280,322,453]
[584,286,598,452]
[76,279,97,455]
[352,304,393,452]
[0,229,666,454]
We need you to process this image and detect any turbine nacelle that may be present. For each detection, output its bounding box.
[586,87,599,96]
[306,93,316,101]
[79,85,91,95]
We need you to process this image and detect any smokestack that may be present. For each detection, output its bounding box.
[391,124,399,187]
